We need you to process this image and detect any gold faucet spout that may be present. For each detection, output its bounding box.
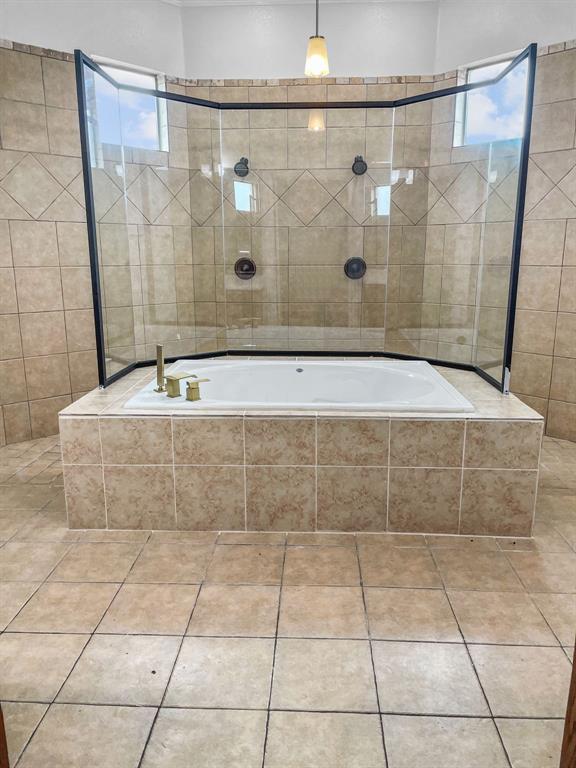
[154,345,166,392]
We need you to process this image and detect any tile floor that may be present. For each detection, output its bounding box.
[0,433,575,767]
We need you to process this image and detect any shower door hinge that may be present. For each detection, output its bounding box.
[503,367,511,395]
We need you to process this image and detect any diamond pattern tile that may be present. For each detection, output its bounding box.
[524,159,555,212]
[282,171,331,225]
[425,164,466,194]
[187,171,221,225]
[257,170,302,196]
[336,176,371,224]
[39,190,85,223]
[532,149,576,184]
[101,197,147,225]
[257,199,302,227]
[35,154,82,187]
[425,197,463,225]
[154,198,191,225]
[311,169,353,196]
[493,169,519,209]
[152,167,190,196]
[91,168,124,220]
[309,199,357,226]
[0,155,62,218]
[444,165,490,222]
[0,187,31,219]
[392,170,441,224]
[0,149,25,181]
[558,165,576,205]
[526,186,576,220]
[126,166,174,223]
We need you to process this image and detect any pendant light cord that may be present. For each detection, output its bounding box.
[315,0,319,37]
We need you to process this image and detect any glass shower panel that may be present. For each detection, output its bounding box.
[83,65,140,377]
[117,89,196,362]
[470,60,528,380]
[218,104,393,352]
[387,57,529,378]
[387,99,438,359]
[83,69,211,379]
[189,102,224,353]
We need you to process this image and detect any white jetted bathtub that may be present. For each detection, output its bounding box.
[124,359,474,412]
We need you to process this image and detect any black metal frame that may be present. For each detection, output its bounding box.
[75,43,537,393]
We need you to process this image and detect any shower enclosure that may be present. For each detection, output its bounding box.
[75,44,536,393]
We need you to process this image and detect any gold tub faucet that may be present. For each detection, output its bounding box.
[163,372,211,400]
[153,346,210,400]
[186,378,210,402]
[165,372,195,398]
[154,345,166,392]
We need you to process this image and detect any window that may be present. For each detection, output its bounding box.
[372,185,391,217]
[233,181,255,213]
[454,57,527,146]
[94,61,168,151]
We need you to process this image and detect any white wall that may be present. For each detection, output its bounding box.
[435,0,576,72]
[181,2,438,79]
[0,0,186,75]
[2,0,576,80]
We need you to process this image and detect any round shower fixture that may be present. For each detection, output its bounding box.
[344,257,366,280]
[235,257,256,280]
[234,157,249,177]
[352,155,368,175]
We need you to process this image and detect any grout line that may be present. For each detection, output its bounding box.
[170,417,177,528]
[314,414,318,531]
[386,421,391,530]
[260,538,288,768]
[96,419,108,529]
[529,420,545,534]
[242,415,248,531]
[524,591,569,650]
[58,461,542,472]
[1,625,570,649]
[0,697,569,721]
[135,572,204,767]
[436,553,514,768]
[457,420,467,534]
[355,534,389,767]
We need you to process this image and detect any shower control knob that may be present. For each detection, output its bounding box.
[235,257,256,280]
[344,257,366,279]
[234,157,249,177]
[352,155,367,175]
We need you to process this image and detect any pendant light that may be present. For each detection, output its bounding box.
[308,108,326,131]
[304,0,329,77]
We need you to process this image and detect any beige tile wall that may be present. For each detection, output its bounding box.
[512,44,576,440]
[0,46,97,445]
[1,39,575,444]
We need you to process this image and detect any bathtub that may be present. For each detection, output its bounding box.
[123,359,474,412]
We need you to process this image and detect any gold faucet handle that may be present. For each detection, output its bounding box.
[166,372,196,381]
[186,378,210,402]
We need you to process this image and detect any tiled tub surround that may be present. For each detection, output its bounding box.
[59,363,543,536]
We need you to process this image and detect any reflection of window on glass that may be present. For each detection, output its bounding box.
[234,181,255,213]
[95,63,169,151]
[371,185,391,217]
[454,58,527,146]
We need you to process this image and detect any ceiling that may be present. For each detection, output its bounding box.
[161,0,438,6]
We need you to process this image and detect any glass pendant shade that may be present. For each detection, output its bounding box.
[305,35,330,77]
[308,108,326,131]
